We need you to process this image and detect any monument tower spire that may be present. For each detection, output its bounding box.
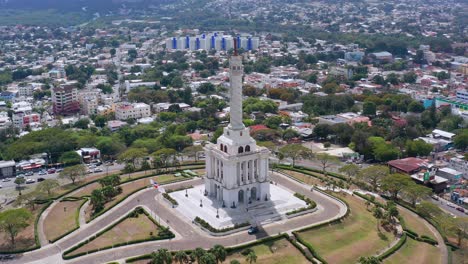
[229,38,244,131]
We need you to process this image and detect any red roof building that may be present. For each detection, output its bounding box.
[387,157,427,174]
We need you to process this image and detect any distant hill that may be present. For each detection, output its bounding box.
[0,0,150,11]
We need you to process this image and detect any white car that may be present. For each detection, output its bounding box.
[446,202,456,208]
[94,168,103,173]
[26,178,36,184]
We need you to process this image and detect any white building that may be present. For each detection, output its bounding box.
[115,103,151,120]
[204,52,270,208]
[166,33,260,52]
[0,112,12,130]
[11,102,40,129]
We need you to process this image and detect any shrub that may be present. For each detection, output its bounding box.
[378,233,407,260]
[194,216,249,233]
[162,193,178,206]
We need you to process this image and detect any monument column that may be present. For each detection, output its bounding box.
[228,54,244,131]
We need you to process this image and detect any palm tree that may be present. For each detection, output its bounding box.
[245,250,257,264]
[210,244,227,263]
[151,249,172,264]
[191,247,206,264]
[174,250,188,264]
[199,252,217,264]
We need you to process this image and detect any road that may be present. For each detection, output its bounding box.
[9,171,346,264]
[428,197,467,217]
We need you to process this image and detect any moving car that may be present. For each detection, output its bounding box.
[248,226,259,235]
[94,168,103,173]
[37,178,45,182]
[456,207,465,213]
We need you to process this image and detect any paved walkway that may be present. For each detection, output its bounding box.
[10,171,346,264]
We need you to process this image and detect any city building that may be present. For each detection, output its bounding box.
[115,102,151,120]
[52,85,80,115]
[11,102,41,129]
[166,33,260,52]
[204,50,271,208]
[0,160,16,179]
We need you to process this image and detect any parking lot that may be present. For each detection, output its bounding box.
[0,162,124,190]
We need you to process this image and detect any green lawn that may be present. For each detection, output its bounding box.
[225,238,309,264]
[71,212,160,255]
[297,193,395,264]
[44,200,83,241]
[399,208,435,239]
[383,237,441,264]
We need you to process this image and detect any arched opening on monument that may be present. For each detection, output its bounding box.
[220,144,224,151]
[223,145,227,152]
[238,146,244,154]
[251,187,257,201]
[245,145,251,152]
[238,189,244,203]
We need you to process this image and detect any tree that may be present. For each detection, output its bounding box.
[191,248,206,264]
[211,244,227,263]
[14,177,26,195]
[405,139,433,157]
[118,147,148,168]
[59,151,82,165]
[151,248,172,264]
[15,191,45,210]
[174,250,188,264]
[0,208,32,248]
[358,165,389,191]
[197,83,216,94]
[453,131,468,150]
[230,260,241,264]
[245,250,257,264]
[36,179,60,196]
[362,101,376,116]
[199,253,217,264]
[264,116,282,129]
[153,148,177,169]
[416,201,442,219]
[407,101,425,113]
[381,173,413,200]
[279,144,314,167]
[182,145,203,162]
[313,124,333,139]
[358,256,381,264]
[315,153,339,176]
[90,189,105,214]
[59,164,87,185]
[403,71,417,84]
[339,164,360,179]
[451,217,468,246]
[402,183,432,207]
[74,118,90,129]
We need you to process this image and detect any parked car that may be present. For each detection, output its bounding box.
[47,169,56,174]
[0,184,2,188]
[456,207,465,213]
[38,170,47,175]
[56,168,63,172]
[16,174,25,178]
[2,178,11,182]
[446,202,456,208]
[94,168,103,173]
[25,171,34,176]
[37,177,45,182]
[26,178,35,184]
[248,226,259,235]
[431,195,439,201]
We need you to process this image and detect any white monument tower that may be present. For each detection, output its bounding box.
[204,41,270,208]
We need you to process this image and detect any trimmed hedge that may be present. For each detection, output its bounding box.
[286,193,317,216]
[353,192,385,208]
[294,233,328,264]
[166,185,194,193]
[383,197,458,250]
[162,193,178,206]
[287,236,319,264]
[63,206,174,260]
[278,164,348,182]
[378,233,407,261]
[87,176,193,223]
[194,216,249,233]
